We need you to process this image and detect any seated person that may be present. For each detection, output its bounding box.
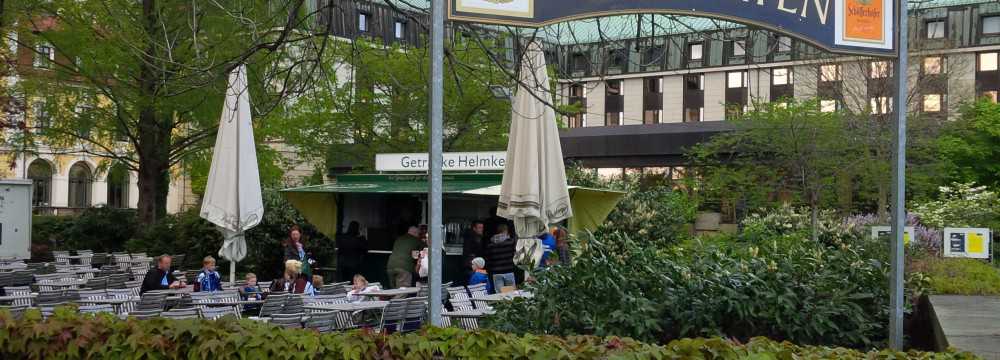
[141,255,183,294]
[195,256,223,292]
[240,273,262,300]
[270,260,310,294]
[468,257,493,294]
[347,274,380,303]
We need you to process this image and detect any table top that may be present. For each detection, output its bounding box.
[472,291,533,302]
[305,301,388,312]
[442,309,495,318]
[361,288,420,297]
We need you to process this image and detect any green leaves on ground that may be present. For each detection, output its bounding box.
[911,257,1000,296]
[0,309,977,359]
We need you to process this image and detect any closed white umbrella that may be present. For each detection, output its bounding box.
[200,65,264,284]
[498,42,572,266]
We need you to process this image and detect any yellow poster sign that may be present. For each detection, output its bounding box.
[968,232,985,254]
[844,0,885,43]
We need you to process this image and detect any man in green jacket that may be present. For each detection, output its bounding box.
[386,226,422,289]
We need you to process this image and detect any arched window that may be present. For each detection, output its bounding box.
[68,162,93,208]
[107,163,129,209]
[27,160,53,206]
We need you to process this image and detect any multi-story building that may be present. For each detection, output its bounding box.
[554,0,1000,178]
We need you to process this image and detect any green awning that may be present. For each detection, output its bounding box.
[281,173,624,237]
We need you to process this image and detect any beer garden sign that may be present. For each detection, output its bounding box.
[449,0,896,56]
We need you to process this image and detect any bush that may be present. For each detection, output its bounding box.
[568,168,697,246]
[911,182,1000,231]
[911,257,1000,295]
[486,228,895,348]
[31,208,138,261]
[126,210,222,269]
[0,309,975,359]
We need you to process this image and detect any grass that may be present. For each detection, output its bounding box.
[913,257,1000,295]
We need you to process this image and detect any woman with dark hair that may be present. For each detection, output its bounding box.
[336,221,368,282]
[283,225,311,277]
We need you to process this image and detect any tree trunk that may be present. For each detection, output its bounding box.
[810,193,819,243]
[135,0,170,227]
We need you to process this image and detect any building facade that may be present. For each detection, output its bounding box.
[553,0,1000,177]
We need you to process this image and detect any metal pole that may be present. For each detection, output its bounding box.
[889,0,908,350]
[427,0,445,326]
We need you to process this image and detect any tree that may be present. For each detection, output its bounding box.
[937,99,1000,189]
[8,0,324,225]
[270,36,513,171]
[689,99,861,241]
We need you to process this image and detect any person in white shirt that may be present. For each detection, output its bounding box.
[347,274,380,303]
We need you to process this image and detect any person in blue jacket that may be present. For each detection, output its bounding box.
[468,257,493,294]
[196,256,223,292]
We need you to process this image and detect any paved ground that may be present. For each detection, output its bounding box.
[929,295,1000,359]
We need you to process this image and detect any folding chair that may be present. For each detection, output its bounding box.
[402,297,427,333]
[256,293,287,319]
[270,313,304,329]
[200,306,235,320]
[127,309,162,320]
[161,308,199,320]
[378,299,408,334]
[79,304,114,315]
[305,311,336,333]
[2,286,33,307]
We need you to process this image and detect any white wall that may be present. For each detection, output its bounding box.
[622,78,644,125]
[947,53,976,118]
[703,72,726,121]
[662,75,684,123]
[584,81,605,127]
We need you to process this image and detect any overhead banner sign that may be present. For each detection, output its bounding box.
[449,0,895,55]
[376,152,506,172]
[943,228,991,259]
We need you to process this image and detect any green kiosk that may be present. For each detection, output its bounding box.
[281,153,623,286]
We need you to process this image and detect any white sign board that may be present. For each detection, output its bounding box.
[0,180,32,260]
[871,226,915,246]
[376,152,506,172]
[943,227,991,259]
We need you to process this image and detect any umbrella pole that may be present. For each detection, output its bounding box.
[230,260,236,285]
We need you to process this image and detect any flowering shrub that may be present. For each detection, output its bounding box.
[911,182,1000,230]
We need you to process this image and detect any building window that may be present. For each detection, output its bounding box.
[68,162,93,208]
[727,71,746,89]
[643,110,661,124]
[642,45,664,66]
[34,44,54,69]
[32,101,50,130]
[688,42,703,61]
[394,20,406,39]
[357,12,369,32]
[645,77,661,93]
[772,68,793,85]
[820,64,842,82]
[731,40,746,57]
[979,52,998,71]
[686,74,704,90]
[605,111,622,126]
[923,56,944,75]
[870,97,893,115]
[684,107,703,122]
[107,164,129,209]
[820,99,839,112]
[870,61,892,79]
[607,48,626,69]
[923,94,943,112]
[27,160,52,207]
[983,16,1000,35]
[926,20,946,39]
[567,84,586,128]
[606,80,623,96]
[572,52,588,72]
[776,36,792,53]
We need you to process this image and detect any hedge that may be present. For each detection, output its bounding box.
[0,309,976,359]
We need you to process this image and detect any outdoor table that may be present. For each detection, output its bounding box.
[304,301,389,313]
[442,309,495,318]
[360,288,419,299]
[471,291,533,303]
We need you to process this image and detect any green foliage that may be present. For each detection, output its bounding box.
[938,99,1000,189]
[31,208,137,260]
[567,168,697,246]
[271,37,512,172]
[688,100,859,214]
[126,210,222,269]
[914,258,1000,295]
[0,310,976,359]
[486,225,896,348]
[911,182,1000,230]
